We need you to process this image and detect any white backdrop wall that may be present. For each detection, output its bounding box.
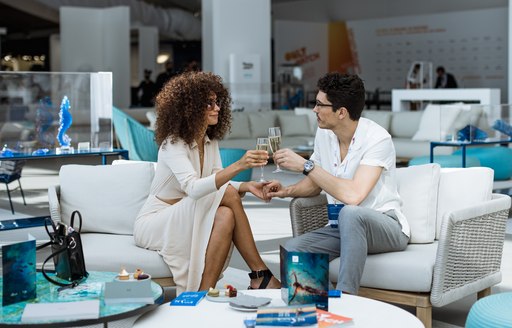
[347,8,507,100]
[274,7,508,102]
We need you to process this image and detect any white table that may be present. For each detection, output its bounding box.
[133,289,424,328]
[391,88,500,112]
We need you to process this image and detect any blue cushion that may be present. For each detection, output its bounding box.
[466,292,512,328]
[408,155,480,168]
[220,148,252,182]
[453,147,512,180]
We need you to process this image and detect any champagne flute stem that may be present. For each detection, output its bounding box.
[259,166,265,182]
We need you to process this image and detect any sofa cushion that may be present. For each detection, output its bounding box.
[412,104,462,141]
[59,162,155,235]
[249,112,277,138]
[362,110,391,131]
[389,111,423,138]
[81,234,171,278]
[435,167,494,239]
[294,107,318,133]
[329,242,438,292]
[226,112,251,139]
[397,163,440,243]
[279,113,312,137]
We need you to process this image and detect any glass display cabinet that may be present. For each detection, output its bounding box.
[0,71,113,154]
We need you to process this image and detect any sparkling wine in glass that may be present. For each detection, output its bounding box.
[268,127,282,173]
[256,137,270,182]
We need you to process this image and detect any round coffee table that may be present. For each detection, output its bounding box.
[0,271,163,327]
[133,289,424,328]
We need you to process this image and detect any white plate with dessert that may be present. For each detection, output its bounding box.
[205,285,238,302]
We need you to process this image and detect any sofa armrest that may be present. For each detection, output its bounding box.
[431,193,511,307]
[47,185,62,224]
[289,194,328,237]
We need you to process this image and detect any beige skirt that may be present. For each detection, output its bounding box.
[134,183,229,294]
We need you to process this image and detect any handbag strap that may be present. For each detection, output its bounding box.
[40,239,88,289]
[70,210,83,232]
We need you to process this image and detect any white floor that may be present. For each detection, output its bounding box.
[1,159,511,328]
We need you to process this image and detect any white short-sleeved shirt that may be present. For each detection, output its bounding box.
[310,117,410,237]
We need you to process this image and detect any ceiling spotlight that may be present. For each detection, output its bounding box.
[157,53,170,64]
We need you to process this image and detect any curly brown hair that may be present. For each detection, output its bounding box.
[154,71,232,146]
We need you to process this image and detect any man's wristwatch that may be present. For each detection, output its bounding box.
[303,160,315,176]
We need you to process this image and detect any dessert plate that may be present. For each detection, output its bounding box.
[228,294,272,311]
[205,289,234,303]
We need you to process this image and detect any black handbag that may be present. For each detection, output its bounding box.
[37,211,89,288]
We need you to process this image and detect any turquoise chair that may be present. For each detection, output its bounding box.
[112,107,158,162]
[126,118,158,162]
[220,148,252,182]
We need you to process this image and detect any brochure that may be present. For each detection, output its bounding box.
[256,304,318,326]
[316,309,353,327]
[22,300,100,322]
[171,291,207,306]
[103,279,154,305]
[280,246,329,310]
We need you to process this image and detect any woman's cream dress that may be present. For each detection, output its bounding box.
[134,136,241,294]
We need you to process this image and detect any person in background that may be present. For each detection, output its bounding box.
[137,69,157,107]
[265,72,410,295]
[435,66,458,88]
[133,71,280,294]
[155,60,178,92]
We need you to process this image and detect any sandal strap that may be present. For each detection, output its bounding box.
[248,269,274,289]
[248,269,273,279]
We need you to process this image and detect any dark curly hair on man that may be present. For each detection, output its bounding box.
[154,71,232,146]
[317,72,366,121]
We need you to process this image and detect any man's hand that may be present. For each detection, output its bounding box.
[241,181,272,202]
[273,149,306,173]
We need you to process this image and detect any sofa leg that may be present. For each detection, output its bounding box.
[477,287,491,299]
[416,305,432,328]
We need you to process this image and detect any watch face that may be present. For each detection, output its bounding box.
[304,160,314,172]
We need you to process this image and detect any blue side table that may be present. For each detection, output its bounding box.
[0,271,163,327]
[466,293,512,328]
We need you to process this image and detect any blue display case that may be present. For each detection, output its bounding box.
[0,71,113,154]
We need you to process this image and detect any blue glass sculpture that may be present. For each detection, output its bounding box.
[57,96,73,148]
[457,124,488,142]
[492,119,512,138]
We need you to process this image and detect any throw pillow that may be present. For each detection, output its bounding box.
[225,112,251,139]
[294,107,318,134]
[59,162,155,235]
[412,104,461,141]
[249,112,277,138]
[361,110,391,131]
[396,163,440,243]
[279,114,312,137]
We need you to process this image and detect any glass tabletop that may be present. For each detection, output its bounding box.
[0,271,163,327]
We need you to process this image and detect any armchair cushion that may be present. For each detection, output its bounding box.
[59,162,155,235]
[249,112,277,138]
[435,167,493,239]
[397,163,440,243]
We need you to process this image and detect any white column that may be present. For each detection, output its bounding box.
[60,6,130,109]
[202,0,271,111]
[133,26,159,85]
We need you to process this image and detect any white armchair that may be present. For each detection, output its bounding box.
[289,164,510,328]
[47,160,174,288]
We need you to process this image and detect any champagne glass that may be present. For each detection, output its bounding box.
[256,137,270,182]
[268,127,282,173]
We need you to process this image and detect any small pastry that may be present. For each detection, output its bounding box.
[118,268,129,280]
[133,268,143,279]
[225,284,237,297]
[137,273,150,280]
[207,287,220,297]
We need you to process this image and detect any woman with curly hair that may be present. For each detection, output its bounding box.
[134,71,280,294]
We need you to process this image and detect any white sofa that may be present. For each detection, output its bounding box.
[47,160,174,288]
[219,109,316,150]
[289,164,511,328]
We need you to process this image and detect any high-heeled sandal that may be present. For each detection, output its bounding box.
[248,269,274,289]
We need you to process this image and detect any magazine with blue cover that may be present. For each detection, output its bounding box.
[170,291,207,306]
[280,246,329,311]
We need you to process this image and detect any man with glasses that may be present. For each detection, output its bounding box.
[265,72,410,295]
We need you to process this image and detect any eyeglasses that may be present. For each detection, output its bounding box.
[206,99,221,110]
[315,100,334,108]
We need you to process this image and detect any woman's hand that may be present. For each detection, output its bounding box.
[240,181,271,202]
[263,180,287,199]
[238,150,269,170]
